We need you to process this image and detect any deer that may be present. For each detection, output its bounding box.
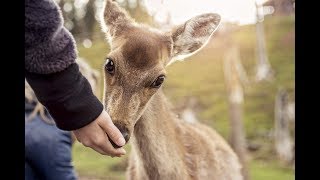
[99,0,243,179]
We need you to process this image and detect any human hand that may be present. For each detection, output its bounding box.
[73,110,126,157]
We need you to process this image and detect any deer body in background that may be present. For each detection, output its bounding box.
[100,1,243,179]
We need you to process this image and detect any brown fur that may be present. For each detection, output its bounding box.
[101,1,243,179]
[126,92,243,180]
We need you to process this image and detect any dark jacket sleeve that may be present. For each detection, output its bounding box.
[25,0,103,130]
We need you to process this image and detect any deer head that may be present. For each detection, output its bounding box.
[100,0,221,144]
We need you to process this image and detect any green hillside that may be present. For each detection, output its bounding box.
[73,15,295,180]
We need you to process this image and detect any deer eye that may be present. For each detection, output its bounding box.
[105,58,115,75]
[151,75,165,88]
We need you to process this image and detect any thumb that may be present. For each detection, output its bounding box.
[97,110,126,147]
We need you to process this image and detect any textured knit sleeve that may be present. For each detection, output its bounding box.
[25,0,77,73]
[25,0,103,130]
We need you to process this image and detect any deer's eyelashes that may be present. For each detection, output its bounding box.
[150,75,166,88]
[105,58,115,75]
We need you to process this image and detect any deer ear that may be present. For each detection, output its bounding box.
[167,13,221,66]
[100,0,134,43]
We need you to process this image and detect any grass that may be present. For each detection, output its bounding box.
[72,142,294,180]
[72,142,128,180]
[249,160,294,180]
[73,14,295,179]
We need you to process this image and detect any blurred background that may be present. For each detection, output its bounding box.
[54,0,295,179]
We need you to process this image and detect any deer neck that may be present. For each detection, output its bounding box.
[131,90,186,178]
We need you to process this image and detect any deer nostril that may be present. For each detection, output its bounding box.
[119,127,130,143]
[121,129,130,143]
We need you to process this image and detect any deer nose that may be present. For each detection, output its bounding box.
[108,125,130,148]
[115,125,130,143]
[119,127,130,143]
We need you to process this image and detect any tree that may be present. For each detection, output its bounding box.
[255,0,274,82]
[223,45,250,180]
[274,89,294,164]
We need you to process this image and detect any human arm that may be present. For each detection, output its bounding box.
[25,0,125,156]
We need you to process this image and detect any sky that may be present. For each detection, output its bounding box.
[143,0,270,25]
[65,0,272,27]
